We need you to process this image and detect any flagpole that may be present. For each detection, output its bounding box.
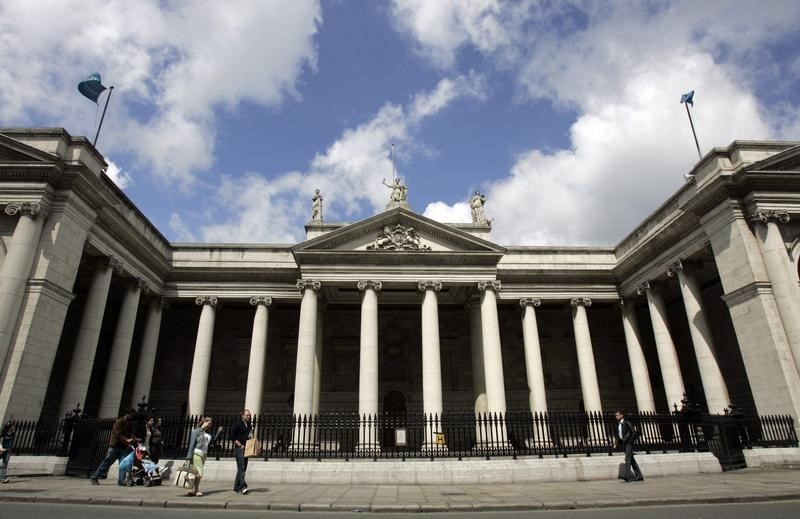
[684,102,701,159]
[391,143,396,182]
[93,86,114,147]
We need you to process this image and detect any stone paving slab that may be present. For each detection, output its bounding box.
[0,466,799,512]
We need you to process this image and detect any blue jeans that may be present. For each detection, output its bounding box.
[90,446,127,483]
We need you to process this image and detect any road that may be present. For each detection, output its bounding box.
[1,500,798,518]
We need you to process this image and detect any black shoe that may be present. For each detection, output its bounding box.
[241,488,249,495]
[90,478,99,485]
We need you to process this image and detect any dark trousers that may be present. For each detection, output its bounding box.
[90,446,127,483]
[622,443,643,481]
[234,447,248,491]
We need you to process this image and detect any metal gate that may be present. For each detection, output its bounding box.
[65,417,112,477]
[702,415,747,470]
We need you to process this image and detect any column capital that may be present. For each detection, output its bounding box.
[748,210,790,225]
[666,260,684,278]
[519,297,541,308]
[135,278,149,293]
[296,279,322,293]
[636,281,652,295]
[417,280,442,292]
[107,256,124,275]
[570,297,592,307]
[249,296,273,307]
[476,280,501,293]
[357,280,383,292]
[4,201,50,219]
[195,296,218,307]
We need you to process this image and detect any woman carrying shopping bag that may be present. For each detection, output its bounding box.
[183,416,214,496]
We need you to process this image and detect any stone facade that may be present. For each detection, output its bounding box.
[1,129,800,439]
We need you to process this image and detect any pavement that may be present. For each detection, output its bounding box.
[0,466,798,512]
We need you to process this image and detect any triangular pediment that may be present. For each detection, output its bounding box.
[750,143,800,172]
[292,207,505,266]
[0,133,56,163]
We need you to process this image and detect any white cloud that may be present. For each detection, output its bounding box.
[103,159,133,190]
[199,75,487,243]
[391,0,511,69]
[422,201,470,224]
[398,0,800,245]
[169,213,197,242]
[0,0,321,188]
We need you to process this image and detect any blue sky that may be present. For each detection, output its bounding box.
[1,1,799,246]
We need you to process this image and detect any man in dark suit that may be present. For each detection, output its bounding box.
[615,410,644,482]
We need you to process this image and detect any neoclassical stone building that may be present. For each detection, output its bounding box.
[2,128,800,439]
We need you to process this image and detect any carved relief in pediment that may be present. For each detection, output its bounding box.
[366,224,431,251]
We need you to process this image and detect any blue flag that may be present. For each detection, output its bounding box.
[680,90,694,106]
[78,73,107,103]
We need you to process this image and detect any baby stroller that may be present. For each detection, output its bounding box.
[125,443,163,487]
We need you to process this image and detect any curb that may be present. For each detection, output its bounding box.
[1,492,800,512]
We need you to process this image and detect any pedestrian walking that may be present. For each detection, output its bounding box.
[185,416,214,497]
[89,408,137,485]
[0,421,16,483]
[230,409,252,494]
[615,410,644,482]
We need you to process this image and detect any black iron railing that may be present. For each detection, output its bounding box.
[9,410,798,462]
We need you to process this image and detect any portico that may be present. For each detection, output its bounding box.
[1,129,800,453]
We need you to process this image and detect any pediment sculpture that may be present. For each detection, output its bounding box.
[366,224,431,251]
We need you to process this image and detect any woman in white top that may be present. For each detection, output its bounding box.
[184,416,213,496]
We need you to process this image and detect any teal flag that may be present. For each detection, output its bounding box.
[680,90,694,106]
[78,73,107,103]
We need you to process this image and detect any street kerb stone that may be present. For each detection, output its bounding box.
[268,500,301,511]
[166,498,226,509]
[420,502,450,512]
[299,502,333,511]
[330,502,371,512]
[473,501,542,512]
[225,500,269,510]
[108,497,143,506]
[370,503,421,512]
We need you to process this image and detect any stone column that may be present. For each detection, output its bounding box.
[188,296,218,416]
[418,281,445,449]
[571,298,602,413]
[701,202,800,433]
[244,296,271,416]
[311,299,324,416]
[0,202,48,369]
[130,297,165,409]
[59,257,122,418]
[477,281,508,445]
[358,280,381,450]
[292,280,320,447]
[639,282,686,410]
[98,279,144,418]
[619,300,656,413]
[519,298,547,414]
[468,296,487,415]
[749,211,800,375]
[668,261,731,413]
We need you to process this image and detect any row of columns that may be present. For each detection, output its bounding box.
[53,210,795,421]
[59,257,164,419]
[182,271,732,428]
